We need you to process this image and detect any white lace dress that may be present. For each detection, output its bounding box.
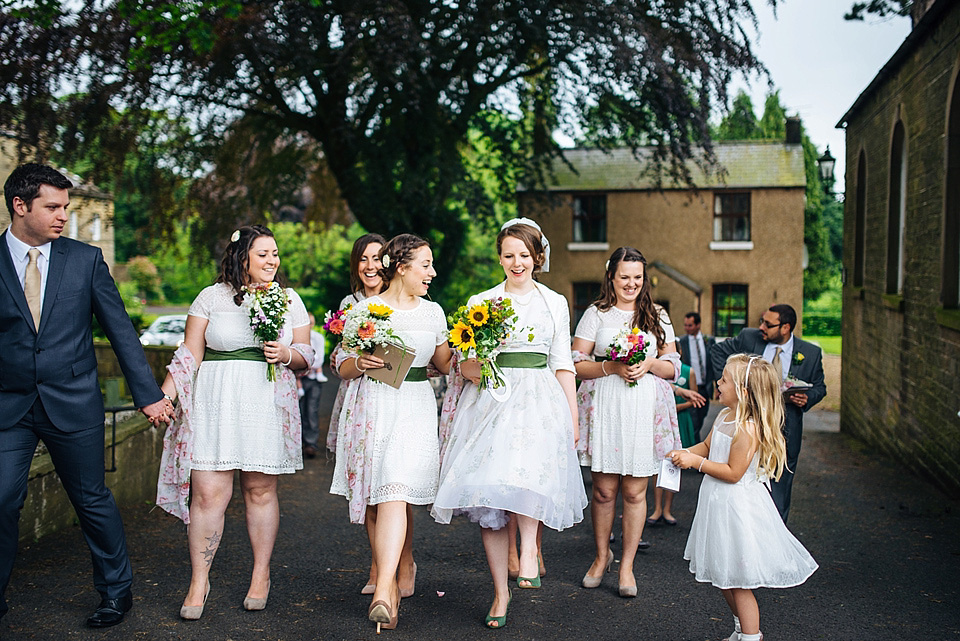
[330,296,447,506]
[684,411,819,589]
[188,282,309,474]
[574,305,675,477]
[432,284,588,531]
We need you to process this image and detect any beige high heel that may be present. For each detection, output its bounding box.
[179,582,210,620]
[368,599,398,633]
[618,573,637,598]
[243,580,270,611]
[581,551,614,589]
[399,563,417,599]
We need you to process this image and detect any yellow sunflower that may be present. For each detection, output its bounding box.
[367,302,393,318]
[467,303,489,326]
[450,320,476,350]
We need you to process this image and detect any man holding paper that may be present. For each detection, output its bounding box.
[709,304,825,522]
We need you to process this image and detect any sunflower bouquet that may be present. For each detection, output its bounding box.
[340,301,401,353]
[448,297,520,391]
[607,328,648,388]
[242,281,290,382]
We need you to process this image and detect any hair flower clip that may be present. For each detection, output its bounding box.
[382,253,391,268]
[230,229,241,243]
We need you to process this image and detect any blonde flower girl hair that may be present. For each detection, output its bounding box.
[725,354,788,482]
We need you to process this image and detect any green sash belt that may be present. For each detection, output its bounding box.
[405,367,428,382]
[495,352,548,369]
[204,347,267,362]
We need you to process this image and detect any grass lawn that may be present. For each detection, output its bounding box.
[805,335,841,355]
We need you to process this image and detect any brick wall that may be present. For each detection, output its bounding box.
[841,2,960,497]
[524,186,806,336]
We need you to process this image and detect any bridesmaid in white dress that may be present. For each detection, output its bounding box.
[157,225,313,619]
[572,247,680,597]
[330,234,452,632]
[324,233,415,599]
[432,220,586,629]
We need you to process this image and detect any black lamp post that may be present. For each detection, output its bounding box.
[817,146,836,195]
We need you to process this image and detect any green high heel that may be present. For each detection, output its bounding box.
[485,589,512,629]
[517,559,542,589]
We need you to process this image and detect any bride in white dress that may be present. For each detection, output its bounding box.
[330,234,452,633]
[432,219,587,629]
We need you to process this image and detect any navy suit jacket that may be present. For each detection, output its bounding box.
[0,231,162,431]
[709,328,827,448]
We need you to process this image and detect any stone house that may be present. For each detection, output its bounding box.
[837,0,960,496]
[0,132,117,269]
[519,131,807,336]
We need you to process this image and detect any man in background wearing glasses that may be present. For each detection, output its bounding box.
[710,303,826,522]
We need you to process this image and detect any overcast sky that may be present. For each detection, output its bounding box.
[737,0,912,189]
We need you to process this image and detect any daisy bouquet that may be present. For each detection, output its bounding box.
[242,282,290,382]
[340,301,402,353]
[607,328,647,388]
[448,297,522,391]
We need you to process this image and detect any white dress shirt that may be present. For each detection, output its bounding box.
[763,335,795,380]
[5,226,52,306]
[305,329,328,382]
[689,331,707,383]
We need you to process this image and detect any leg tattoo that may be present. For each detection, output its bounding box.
[202,531,222,567]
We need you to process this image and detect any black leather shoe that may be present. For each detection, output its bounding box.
[87,594,132,628]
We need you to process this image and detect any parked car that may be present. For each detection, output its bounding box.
[139,314,187,346]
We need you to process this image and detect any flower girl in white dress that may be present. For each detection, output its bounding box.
[669,354,818,641]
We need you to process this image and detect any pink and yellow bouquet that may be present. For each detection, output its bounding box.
[242,281,290,382]
[340,301,401,353]
[322,304,350,336]
[607,328,647,388]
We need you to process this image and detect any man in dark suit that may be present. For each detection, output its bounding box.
[709,303,826,523]
[676,311,714,441]
[0,164,172,628]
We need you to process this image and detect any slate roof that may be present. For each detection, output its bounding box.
[525,142,806,192]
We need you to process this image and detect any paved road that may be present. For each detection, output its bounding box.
[3,396,959,640]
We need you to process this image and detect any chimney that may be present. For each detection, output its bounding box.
[785,116,802,144]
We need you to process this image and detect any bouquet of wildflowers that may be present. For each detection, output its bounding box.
[607,328,647,388]
[322,304,350,337]
[448,297,527,391]
[341,301,402,353]
[242,282,290,382]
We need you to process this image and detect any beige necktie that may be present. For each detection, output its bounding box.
[772,346,784,381]
[24,248,42,330]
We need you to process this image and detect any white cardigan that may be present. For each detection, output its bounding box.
[467,280,575,374]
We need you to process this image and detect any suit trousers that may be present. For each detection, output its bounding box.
[692,383,711,441]
[0,398,132,618]
[769,406,804,523]
[299,377,323,448]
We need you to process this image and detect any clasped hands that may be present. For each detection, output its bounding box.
[141,397,176,428]
[607,358,655,384]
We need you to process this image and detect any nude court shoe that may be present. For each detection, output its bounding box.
[180,583,210,620]
[581,551,615,589]
[243,580,271,611]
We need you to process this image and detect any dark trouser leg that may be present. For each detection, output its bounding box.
[0,419,41,619]
[693,384,711,441]
[770,415,803,523]
[299,378,323,448]
[35,409,132,600]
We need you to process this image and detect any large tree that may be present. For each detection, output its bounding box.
[0,0,776,287]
